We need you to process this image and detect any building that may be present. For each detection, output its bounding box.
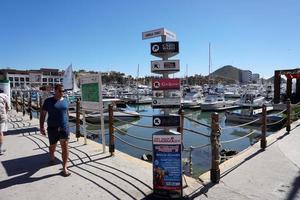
[240,70,252,83]
[252,73,260,83]
[0,68,64,88]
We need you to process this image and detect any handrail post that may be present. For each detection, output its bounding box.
[22,92,25,116]
[286,99,291,133]
[210,112,221,183]
[75,98,81,141]
[15,95,19,112]
[29,92,32,120]
[261,104,267,149]
[109,104,115,156]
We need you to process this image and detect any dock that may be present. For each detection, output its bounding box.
[1,110,300,199]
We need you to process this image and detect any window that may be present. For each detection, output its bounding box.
[54,78,59,82]
[14,77,19,81]
[9,77,13,81]
[49,78,53,82]
[26,77,29,82]
[60,78,63,82]
[20,77,24,82]
[43,78,47,82]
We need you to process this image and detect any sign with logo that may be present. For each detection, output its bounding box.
[151,42,179,58]
[151,60,180,74]
[142,28,176,40]
[152,78,180,90]
[152,97,181,108]
[153,115,180,127]
[153,130,182,198]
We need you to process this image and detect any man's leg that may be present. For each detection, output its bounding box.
[59,139,69,174]
[0,131,3,154]
[49,143,57,161]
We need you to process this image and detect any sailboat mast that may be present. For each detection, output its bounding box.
[209,43,211,84]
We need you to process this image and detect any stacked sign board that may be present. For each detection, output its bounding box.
[143,28,182,199]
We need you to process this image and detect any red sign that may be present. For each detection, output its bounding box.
[152,78,180,90]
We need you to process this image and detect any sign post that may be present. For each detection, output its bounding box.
[80,74,106,152]
[142,28,182,198]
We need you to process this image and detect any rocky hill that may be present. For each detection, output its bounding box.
[210,65,241,82]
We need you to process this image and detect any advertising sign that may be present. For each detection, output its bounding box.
[152,97,181,108]
[152,78,180,90]
[153,115,180,127]
[80,74,102,111]
[153,130,182,198]
[142,28,176,40]
[151,60,180,74]
[151,42,179,58]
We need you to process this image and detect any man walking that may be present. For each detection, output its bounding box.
[40,84,71,176]
[0,89,9,155]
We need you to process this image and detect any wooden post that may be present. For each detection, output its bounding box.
[188,146,193,176]
[109,104,115,155]
[177,108,184,134]
[29,92,32,120]
[210,112,221,183]
[75,98,81,141]
[22,92,25,116]
[286,99,291,133]
[261,104,267,149]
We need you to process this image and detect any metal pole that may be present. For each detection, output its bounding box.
[82,110,87,144]
[75,98,81,141]
[210,112,220,183]
[261,104,267,149]
[22,92,25,116]
[109,104,115,155]
[286,99,291,133]
[29,92,32,120]
[98,73,106,153]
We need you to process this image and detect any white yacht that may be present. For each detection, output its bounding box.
[85,99,140,123]
[201,93,238,111]
[181,91,203,109]
[238,90,265,108]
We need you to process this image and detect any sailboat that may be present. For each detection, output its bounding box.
[62,64,80,93]
[63,64,80,110]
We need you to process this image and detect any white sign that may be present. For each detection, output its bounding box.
[152,97,181,108]
[80,74,102,111]
[153,133,181,145]
[142,28,176,40]
[151,60,180,74]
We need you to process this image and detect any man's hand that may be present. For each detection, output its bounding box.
[40,126,46,136]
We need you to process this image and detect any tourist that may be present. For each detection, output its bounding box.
[0,89,9,155]
[39,84,71,177]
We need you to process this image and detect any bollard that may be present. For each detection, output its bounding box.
[15,95,19,112]
[22,92,25,116]
[75,98,81,141]
[286,99,291,133]
[108,104,115,156]
[29,93,32,120]
[261,104,267,149]
[189,146,193,176]
[210,112,221,183]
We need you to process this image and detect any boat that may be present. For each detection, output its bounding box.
[85,99,140,123]
[225,107,284,129]
[238,90,265,108]
[181,91,203,109]
[200,93,239,111]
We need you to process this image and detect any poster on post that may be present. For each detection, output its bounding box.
[80,74,102,111]
[152,131,182,198]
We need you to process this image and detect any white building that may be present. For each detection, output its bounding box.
[252,73,260,83]
[0,68,63,88]
[240,70,252,83]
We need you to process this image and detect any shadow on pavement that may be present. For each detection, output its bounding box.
[0,153,60,189]
[286,172,300,200]
[5,127,40,135]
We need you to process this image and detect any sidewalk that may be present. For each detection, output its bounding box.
[1,111,300,199]
[0,111,201,200]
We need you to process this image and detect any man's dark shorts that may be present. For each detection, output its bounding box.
[47,127,70,145]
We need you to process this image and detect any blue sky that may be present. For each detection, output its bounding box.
[0,0,299,78]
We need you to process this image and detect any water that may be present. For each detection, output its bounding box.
[33,105,277,178]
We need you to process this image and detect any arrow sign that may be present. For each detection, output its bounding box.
[151,60,180,74]
[152,115,180,127]
[151,42,179,58]
[152,78,180,90]
[152,97,181,108]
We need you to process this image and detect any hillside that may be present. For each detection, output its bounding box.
[211,65,241,82]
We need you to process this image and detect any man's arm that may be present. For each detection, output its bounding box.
[39,110,47,135]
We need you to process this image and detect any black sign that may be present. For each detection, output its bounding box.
[153,115,180,127]
[151,42,179,58]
